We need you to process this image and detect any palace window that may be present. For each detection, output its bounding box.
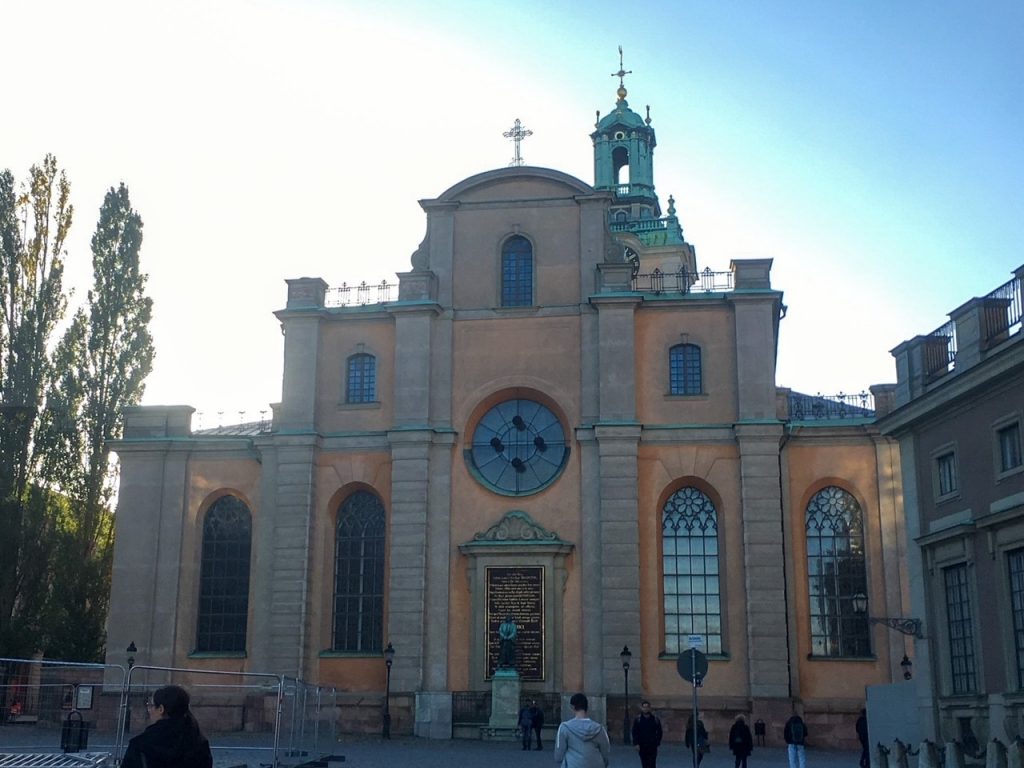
[346,353,376,403]
[333,490,385,652]
[998,422,1022,474]
[944,563,977,693]
[935,451,958,498]
[501,235,533,307]
[1009,549,1024,688]
[669,344,702,395]
[663,487,721,654]
[196,495,252,653]
[806,486,870,657]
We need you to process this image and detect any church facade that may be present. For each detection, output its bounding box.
[106,73,911,745]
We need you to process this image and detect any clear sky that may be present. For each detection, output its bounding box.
[4,0,1022,425]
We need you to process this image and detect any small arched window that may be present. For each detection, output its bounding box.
[346,353,376,403]
[663,486,721,654]
[806,486,870,657]
[333,490,386,652]
[196,495,252,653]
[669,343,702,395]
[501,236,533,307]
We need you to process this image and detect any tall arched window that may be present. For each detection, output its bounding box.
[663,486,722,654]
[196,495,252,652]
[333,490,385,652]
[669,344,702,395]
[806,486,870,657]
[501,235,533,307]
[346,353,376,403]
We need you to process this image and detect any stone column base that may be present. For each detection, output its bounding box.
[414,691,453,739]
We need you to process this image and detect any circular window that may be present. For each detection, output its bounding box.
[467,399,569,496]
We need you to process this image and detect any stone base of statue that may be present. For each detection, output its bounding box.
[480,668,520,740]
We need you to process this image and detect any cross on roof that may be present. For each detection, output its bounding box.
[612,45,632,89]
[503,118,533,167]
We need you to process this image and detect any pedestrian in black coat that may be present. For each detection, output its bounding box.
[121,685,212,768]
[729,716,754,768]
[856,709,869,768]
[631,701,663,768]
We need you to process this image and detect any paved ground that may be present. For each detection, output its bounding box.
[1,727,860,768]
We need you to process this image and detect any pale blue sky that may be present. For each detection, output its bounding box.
[4,0,1022,421]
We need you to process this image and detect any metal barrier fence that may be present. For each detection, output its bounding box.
[1,657,338,767]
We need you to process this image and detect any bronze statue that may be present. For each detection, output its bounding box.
[498,614,518,668]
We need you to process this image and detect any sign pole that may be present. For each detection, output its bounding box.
[692,651,699,768]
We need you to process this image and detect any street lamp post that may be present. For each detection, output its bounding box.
[620,645,632,745]
[124,642,137,737]
[382,642,395,739]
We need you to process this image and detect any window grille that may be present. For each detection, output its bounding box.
[944,564,976,693]
[333,490,385,652]
[663,487,721,654]
[346,353,376,403]
[501,236,533,307]
[669,344,702,395]
[196,495,252,652]
[1008,549,1024,688]
[806,486,870,657]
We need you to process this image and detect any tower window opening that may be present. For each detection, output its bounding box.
[613,146,630,186]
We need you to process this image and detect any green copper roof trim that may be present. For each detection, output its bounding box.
[462,509,572,548]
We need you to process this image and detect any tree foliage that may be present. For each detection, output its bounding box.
[0,160,153,662]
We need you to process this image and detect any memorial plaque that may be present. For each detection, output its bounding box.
[486,566,544,680]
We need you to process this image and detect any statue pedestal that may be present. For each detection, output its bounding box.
[481,669,520,740]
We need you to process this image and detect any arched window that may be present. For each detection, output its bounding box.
[333,490,385,652]
[196,495,252,652]
[806,486,870,657]
[669,343,702,395]
[346,353,376,403]
[501,236,533,307]
[663,486,721,654]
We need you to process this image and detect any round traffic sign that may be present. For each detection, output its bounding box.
[677,648,709,682]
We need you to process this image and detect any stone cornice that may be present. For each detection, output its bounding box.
[459,510,574,555]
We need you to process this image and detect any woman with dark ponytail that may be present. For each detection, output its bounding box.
[122,685,213,768]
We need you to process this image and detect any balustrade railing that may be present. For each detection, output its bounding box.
[983,273,1022,339]
[788,391,875,421]
[923,319,957,378]
[326,280,394,307]
[631,267,733,294]
[194,411,273,434]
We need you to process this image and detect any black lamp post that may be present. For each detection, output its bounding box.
[620,645,632,745]
[382,642,395,739]
[124,642,137,736]
[900,654,913,680]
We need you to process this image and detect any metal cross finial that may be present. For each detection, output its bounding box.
[503,118,533,167]
[611,45,632,88]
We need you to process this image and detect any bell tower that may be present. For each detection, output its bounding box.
[591,49,692,268]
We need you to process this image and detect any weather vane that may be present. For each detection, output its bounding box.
[612,45,632,89]
[503,118,533,167]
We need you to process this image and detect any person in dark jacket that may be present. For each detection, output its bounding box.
[529,700,544,750]
[784,714,808,768]
[856,709,869,768]
[121,685,212,768]
[631,700,663,768]
[685,715,709,768]
[729,715,754,768]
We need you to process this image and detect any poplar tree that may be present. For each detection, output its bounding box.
[36,184,154,660]
[0,156,73,658]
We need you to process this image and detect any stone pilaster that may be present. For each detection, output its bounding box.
[595,425,643,691]
[735,423,789,699]
[265,437,317,678]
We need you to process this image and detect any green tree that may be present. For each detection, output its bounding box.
[36,184,154,660]
[0,156,73,658]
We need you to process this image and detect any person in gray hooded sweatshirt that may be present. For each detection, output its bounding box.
[554,693,610,768]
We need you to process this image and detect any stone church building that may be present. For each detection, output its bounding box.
[106,71,912,744]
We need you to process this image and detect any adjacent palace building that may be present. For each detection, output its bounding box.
[107,69,925,745]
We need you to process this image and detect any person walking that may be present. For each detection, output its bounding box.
[784,713,808,768]
[121,685,212,768]
[631,700,663,768]
[685,715,710,768]
[729,715,754,768]
[529,700,545,750]
[520,702,535,751]
[554,693,610,768]
[856,709,869,768]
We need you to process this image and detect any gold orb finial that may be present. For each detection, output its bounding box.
[617,85,627,101]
